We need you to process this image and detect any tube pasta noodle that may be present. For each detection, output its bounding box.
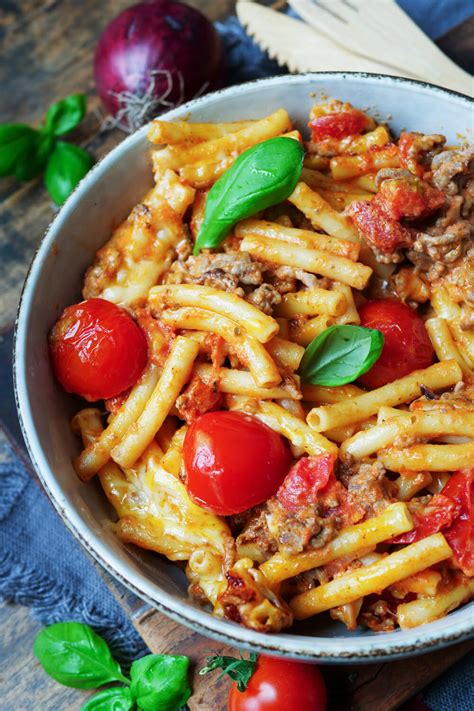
[341,411,474,459]
[111,337,199,468]
[74,364,160,479]
[290,534,452,619]
[290,315,331,347]
[149,284,278,342]
[426,317,473,379]
[159,306,281,388]
[265,337,305,372]
[235,219,360,259]
[276,288,347,318]
[195,363,301,400]
[251,400,337,457]
[307,361,463,431]
[261,502,413,585]
[152,109,291,171]
[397,577,474,629]
[148,119,258,145]
[240,235,372,290]
[379,443,474,472]
[58,97,474,636]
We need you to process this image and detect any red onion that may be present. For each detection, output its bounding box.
[94,0,223,131]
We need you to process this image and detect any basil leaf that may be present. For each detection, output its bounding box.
[0,124,37,177]
[194,136,304,254]
[299,324,384,386]
[34,622,129,689]
[45,93,87,136]
[130,654,191,711]
[14,131,55,181]
[81,687,134,711]
[44,141,93,205]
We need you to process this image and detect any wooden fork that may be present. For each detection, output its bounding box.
[289,0,473,96]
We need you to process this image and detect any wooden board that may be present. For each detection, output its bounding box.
[104,577,474,711]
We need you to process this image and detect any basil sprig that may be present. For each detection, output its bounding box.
[299,324,384,386]
[34,622,191,711]
[199,652,258,692]
[193,136,304,255]
[0,93,93,205]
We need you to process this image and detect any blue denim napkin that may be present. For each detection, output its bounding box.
[1,3,473,708]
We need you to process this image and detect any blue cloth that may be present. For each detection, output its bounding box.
[1,3,473,708]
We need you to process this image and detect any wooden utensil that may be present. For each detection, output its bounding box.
[290,0,473,95]
[237,1,414,75]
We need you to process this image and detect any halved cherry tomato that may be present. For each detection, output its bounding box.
[228,656,326,711]
[183,411,291,515]
[49,298,148,401]
[358,300,434,389]
[277,454,337,511]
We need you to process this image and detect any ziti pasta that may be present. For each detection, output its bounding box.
[49,96,474,635]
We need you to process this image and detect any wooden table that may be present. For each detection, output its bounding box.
[1,2,473,709]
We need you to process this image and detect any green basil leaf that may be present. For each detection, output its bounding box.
[33,622,129,689]
[81,687,134,711]
[44,141,93,205]
[45,93,87,136]
[130,654,191,711]
[299,324,384,386]
[193,136,304,254]
[14,131,55,181]
[0,124,37,177]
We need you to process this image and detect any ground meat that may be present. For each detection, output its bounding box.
[165,250,265,294]
[266,497,337,556]
[234,507,277,562]
[430,146,474,193]
[360,598,398,632]
[246,283,282,314]
[339,459,396,517]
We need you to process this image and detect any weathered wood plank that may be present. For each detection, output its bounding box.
[0,599,94,711]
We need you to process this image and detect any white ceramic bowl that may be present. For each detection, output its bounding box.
[15,73,474,662]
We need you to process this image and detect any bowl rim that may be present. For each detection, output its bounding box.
[14,71,474,662]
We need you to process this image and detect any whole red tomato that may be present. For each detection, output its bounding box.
[49,298,148,401]
[183,411,291,515]
[228,656,326,711]
[358,299,434,389]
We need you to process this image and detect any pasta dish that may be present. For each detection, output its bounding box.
[48,98,474,634]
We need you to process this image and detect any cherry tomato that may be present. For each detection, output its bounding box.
[277,454,337,511]
[49,298,148,401]
[358,300,434,389]
[183,411,291,515]
[228,656,326,711]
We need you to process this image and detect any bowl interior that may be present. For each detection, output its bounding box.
[15,73,474,661]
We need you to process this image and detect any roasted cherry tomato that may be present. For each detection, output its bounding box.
[49,297,148,401]
[228,656,326,711]
[358,299,434,389]
[183,411,291,515]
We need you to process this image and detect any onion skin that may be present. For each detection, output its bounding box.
[94,0,223,129]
